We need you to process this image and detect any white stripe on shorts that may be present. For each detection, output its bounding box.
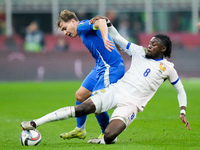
[96,49,110,88]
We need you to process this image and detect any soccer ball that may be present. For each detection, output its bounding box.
[20,129,41,146]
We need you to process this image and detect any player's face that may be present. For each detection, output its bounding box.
[59,20,78,38]
[145,37,166,59]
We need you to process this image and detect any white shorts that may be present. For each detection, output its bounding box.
[90,86,138,127]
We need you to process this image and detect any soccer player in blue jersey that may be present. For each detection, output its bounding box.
[56,10,125,140]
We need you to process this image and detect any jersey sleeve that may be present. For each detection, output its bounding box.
[108,25,144,56]
[168,66,179,85]
[168,66,187,108]
[77,20,94,35]
[173,79,187,108]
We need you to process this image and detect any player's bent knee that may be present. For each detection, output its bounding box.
[75,90,92,102]
[75,91,83,102]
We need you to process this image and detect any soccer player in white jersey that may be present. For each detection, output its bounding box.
[21,16,191,144]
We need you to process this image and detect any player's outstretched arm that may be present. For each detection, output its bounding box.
[92,18,114,52]
[90,16,135,56]
[91,16,129,51]
[107,24,134,56]
[90,16,109,24]
[173,80,191,130]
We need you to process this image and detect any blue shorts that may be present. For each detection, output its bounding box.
[81,62,125,93]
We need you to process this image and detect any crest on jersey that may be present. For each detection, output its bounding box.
[78,21,84,27]
[159,63,166,72]
[101,89,105,93]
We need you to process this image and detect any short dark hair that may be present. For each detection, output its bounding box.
[154,34,172,58]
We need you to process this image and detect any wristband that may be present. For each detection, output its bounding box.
[106,19,112,27]
[180,109,186,115]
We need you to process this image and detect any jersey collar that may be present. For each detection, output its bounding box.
[153,58,164,61]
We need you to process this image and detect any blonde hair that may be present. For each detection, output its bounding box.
[56,10,79,28]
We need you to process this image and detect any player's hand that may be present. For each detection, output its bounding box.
[103,38,114,52]
[180,115,191,130]
[89,16,108,24]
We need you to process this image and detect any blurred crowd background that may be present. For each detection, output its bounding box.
[0,0,200,81]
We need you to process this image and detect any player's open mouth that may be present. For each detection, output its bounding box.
[147,49,151,54]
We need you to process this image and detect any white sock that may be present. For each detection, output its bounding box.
[100,135,117,144]
[34,106,75,127]
[76,122,86,131]
[100,135,106,144]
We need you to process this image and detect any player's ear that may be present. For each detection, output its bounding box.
[71,19,77,26]
[161,46,166,53]
[71,18,78,23]
[71,18,75,22]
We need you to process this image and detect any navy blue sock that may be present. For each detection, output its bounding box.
[76,101,87,128]
[95,111,109,133]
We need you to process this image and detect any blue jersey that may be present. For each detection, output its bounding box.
[77,20,124,69]
[77,20,125,92]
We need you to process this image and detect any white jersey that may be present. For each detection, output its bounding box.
[107,26,185,111]
[111,43,179,111]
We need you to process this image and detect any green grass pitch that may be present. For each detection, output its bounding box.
[0,79,199,150]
